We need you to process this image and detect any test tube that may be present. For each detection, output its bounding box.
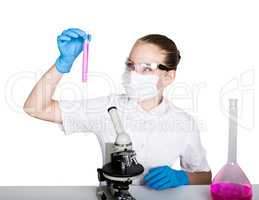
[82,37,90,82]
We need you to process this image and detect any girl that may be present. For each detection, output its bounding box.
[24,28,211,189]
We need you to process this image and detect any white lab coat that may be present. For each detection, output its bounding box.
[58,94,210,185]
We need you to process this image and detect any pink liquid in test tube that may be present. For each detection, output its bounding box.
[82,40,89,82]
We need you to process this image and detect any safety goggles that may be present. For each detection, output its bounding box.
[125,59,171,74]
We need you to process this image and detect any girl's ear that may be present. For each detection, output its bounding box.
[168,70,176,80]
[164,70,176,86]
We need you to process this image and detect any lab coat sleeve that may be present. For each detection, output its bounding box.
[180,117,211,172]
[58,96,110,135]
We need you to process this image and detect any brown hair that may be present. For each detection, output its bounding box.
[137,34,181,71]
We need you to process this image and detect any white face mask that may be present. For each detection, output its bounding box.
[122,71,160,102]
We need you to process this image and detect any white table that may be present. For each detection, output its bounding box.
[0,185,258,199]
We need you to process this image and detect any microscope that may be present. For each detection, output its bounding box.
[96,106,144,200]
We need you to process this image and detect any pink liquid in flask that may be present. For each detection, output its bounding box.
[211,183,252,200]
[210,99,253,200]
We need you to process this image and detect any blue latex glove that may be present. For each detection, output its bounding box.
[55,28,91,73]
[144,166,189,190]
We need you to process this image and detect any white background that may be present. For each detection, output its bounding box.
[0,0,258,185]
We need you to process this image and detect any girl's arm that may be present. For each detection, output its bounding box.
[23,28,88,124]
[23,65,63,123]
[188,170,212,185]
